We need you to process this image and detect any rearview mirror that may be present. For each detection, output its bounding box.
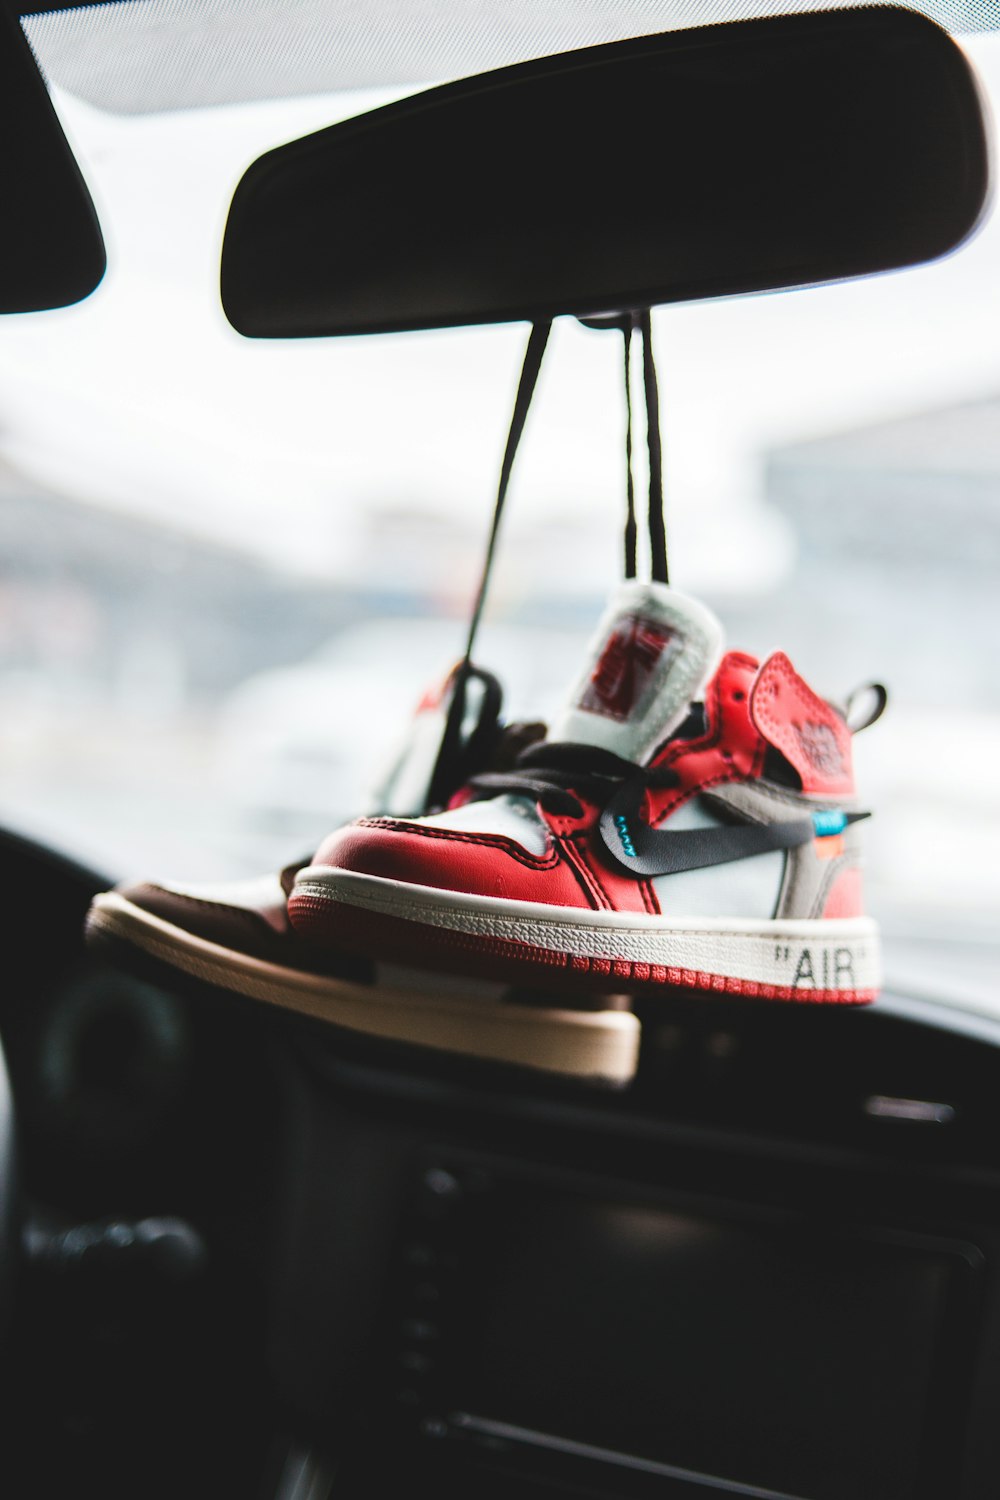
[221,7,990,338]
[0,8,105,312]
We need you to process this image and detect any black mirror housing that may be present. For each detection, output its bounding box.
[221,7,990,338]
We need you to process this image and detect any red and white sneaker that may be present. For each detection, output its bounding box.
[289,583,881,1004]
[85,666,640,1082]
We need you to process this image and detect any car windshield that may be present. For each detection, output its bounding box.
[2,18,999,1008]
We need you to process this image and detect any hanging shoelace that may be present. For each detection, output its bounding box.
[618,308,668,584]
[425,309,669,816]
[622,319,637,580]
[423,320,551,810]
[461,309,674,820]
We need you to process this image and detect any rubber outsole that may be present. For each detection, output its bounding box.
[289,869,881,1005]
[85,892,641,1084]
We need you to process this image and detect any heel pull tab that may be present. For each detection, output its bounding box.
[844,682,889,734]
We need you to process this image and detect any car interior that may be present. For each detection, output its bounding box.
[1,3,999,1498]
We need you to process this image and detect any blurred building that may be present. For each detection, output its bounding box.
[722,394,1000,708]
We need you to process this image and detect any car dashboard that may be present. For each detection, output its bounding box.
[2,824,1000,1500]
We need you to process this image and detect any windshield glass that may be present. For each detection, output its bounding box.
[2,31,999,1008]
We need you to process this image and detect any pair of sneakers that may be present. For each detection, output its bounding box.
[86,580,882,1079]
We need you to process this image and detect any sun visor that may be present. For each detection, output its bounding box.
[0,8,105,312]
[221,7,990,337]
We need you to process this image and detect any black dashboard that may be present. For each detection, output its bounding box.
[2,825,999,1500]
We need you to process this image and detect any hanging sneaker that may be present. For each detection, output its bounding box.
[84,669,639,1084]
[85,856,638,1082]
[288,582,882,1004]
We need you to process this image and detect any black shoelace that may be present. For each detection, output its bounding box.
[423,321,551,810]
[621,309,668,584]
[425,310,668,813]
[470,737,870,879]
[470,740,679,819]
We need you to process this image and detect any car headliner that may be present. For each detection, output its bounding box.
[21,0,1000,115]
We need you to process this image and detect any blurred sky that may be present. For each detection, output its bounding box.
[0,33,998,596]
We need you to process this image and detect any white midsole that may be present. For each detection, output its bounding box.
[294,867,881,992]
[85,892,640,1083]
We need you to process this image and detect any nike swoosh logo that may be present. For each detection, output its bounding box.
[598,780,868,878]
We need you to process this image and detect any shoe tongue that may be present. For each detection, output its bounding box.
[549,581,724,764]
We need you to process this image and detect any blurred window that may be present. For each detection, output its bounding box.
[1,22,998,1006]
